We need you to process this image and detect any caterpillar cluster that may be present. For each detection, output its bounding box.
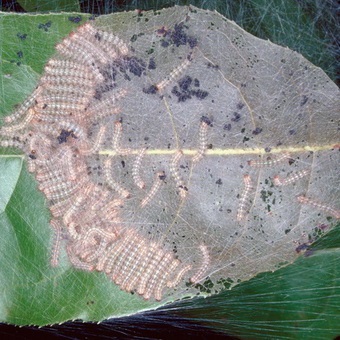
[0,22,195,301]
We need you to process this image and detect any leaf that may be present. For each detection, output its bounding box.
[17,0,80,13]
[0,6,339,326]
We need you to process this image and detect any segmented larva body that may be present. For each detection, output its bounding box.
[170,150,188,199]
[44,59,104,84]
[0,139,25,149]
[41,74,95,89]
[77,23,123,59]
[78,125,106,155]
[236,174,254,221]
[167,263,192,288]
[157,57,191,91]
[69,33,111,65]
[273,169,310,186]
[248,152,291,167]
[66,244,94,271]
[4,87,42,124]
[104,158,131,198]
[0,108,35,135]
[96,29,129,56]
[35,99,86,113]
[50,219,62,267]
[140,171,165,207]
[56,37,98,66]
[190,244,210,283]
[297,196,340,219]
[87,90,126,121]
[43,83,95,99]
[192,120,209,163]
[132,148,146,189]
[110,121,133,155]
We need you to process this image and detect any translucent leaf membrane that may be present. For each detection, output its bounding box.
[0,6,339,325]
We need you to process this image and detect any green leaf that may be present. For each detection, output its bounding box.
[174,242,340,339]
[17,0,80,13]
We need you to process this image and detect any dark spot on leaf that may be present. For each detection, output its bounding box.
[148,57,156,70]
[231,112,241,122]
[178,76,192,91]
[201,116,213,127]
[300,95,308,106]
[143,85,158,94]
[252,127,262,135]
[68,16,82,24]
[223,123,231,131]
[38,21,52,32]
[17,33,27,40]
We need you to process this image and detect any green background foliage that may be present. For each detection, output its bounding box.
[0,1,339,338]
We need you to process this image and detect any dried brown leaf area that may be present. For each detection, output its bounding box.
[0,7,339,301]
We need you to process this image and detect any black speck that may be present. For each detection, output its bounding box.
[143,85,158,94]
[231,112,241,122]
[130,34,137,42]
[171,23,188,47]
[121,160,125,168]
[178,76,192,91]
[187,36,198,48]
[191,89,208,100]
[295,243,310,253]
[124,56,146,77]
[216,178,222,185]
[172,76,208,102]
[148,57,156,70]
[28,154,37,160]
[161,23,197,49]
[201,116,213,127]
[193,78,200,87]
[236,102,245,110]
[289,129,296,135]
[68,16,82,24]
[159,173,166,181]
[252,127,262,135]
[265,147,272,153]
[207,62,219,69]
[160,39,170,48]
[38,21,52,32]
[223,123,231,131]
[17,33,27,40]
[171,86,191,102]
[300,95,308,106]
[94,32,101,41]
[17,51,23,58]
[57,129,76,144]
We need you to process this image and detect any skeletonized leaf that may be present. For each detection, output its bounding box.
[0,6,339,325]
